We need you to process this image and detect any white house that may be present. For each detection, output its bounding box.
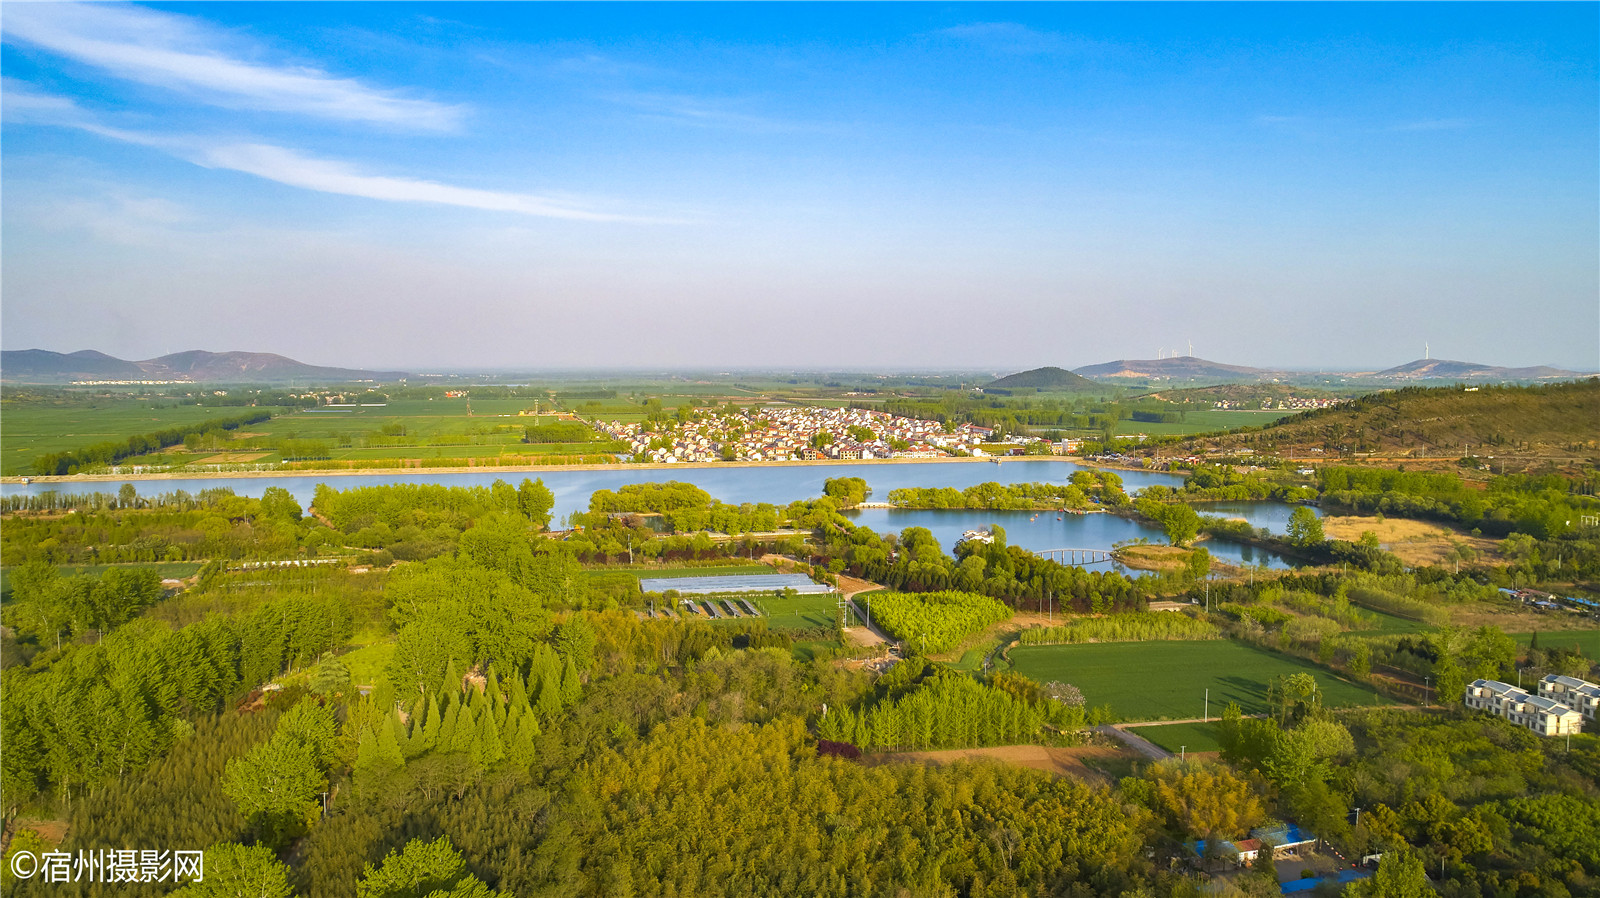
[1538,674,1600,723]
[1465,679,1584,736]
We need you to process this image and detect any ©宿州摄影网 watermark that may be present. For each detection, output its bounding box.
[9,848,203,884]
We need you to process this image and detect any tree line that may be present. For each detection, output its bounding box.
[32,410,275,476]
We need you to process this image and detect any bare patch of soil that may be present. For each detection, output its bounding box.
[835,573,884,597]
[842,626,887,648]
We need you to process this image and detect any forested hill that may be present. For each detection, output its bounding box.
[1151,380,1600,463]
[986,366,1098,390]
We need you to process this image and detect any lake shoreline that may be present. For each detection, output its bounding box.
[1,454,1081,486]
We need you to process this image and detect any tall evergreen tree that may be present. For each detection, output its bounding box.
[559,657,582,708]
[436,703,462,755]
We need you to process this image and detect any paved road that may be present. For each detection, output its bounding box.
[1096,725,1170,760]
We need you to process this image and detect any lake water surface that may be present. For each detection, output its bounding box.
[3,460,1182,524]
[4,460,1314,570]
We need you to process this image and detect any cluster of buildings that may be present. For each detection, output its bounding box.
[1210,396,1350,411]
[1464,674,1599,736]
[1498,587,1600,617]
[594,406,1002,464]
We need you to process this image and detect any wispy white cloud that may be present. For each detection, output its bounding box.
[2,3,464,130]
[936,22,1105,56]
[4,82,664,223]
[193,143,647,222]
[604,90,814,133]
[1389,118,1471,132]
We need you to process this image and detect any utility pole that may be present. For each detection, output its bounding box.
[1204,688,1209,723]
[1180,744,1186,761]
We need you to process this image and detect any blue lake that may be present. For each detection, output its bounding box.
[3,460,1313,570]
[844,506,1307,571]
[2,459,1182,524]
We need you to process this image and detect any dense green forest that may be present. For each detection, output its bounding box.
[2,475,1598,897]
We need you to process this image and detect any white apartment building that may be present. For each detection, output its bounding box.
[1464,679,1584,736]
[1538,674,1600,723]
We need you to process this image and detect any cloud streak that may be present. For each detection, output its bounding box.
[936,22,1105,56]
[603,90,816,133]
[1389,118,1471,132]
[4,82,661,223]
[194,143,646,222]
[3,3,464,130]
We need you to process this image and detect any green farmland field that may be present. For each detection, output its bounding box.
[1113,409,1291,438]
[1349,609,1434,635]
[1512,629,1600,658]
[1,401,289,475]
[751,592,841,631]
[1007,640,1384,722]
[1129,721,1223,754]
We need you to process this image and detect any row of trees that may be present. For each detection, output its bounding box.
[886,475,1124,510]
[1018,611,1220,645]
[818,673,1048,751]
[31,410,275,476]
[313,479,554,532]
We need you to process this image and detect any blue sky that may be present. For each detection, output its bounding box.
[3,2,1595,371]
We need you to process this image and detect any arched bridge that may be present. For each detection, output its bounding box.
[1036,547,1116,566]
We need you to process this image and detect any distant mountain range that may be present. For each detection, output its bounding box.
[989,355,1587,387]
[1071,357,1281,380]
[1,349,410,384]
[1373,359,1583,380]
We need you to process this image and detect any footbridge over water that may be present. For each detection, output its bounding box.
[1035,547,1116,566]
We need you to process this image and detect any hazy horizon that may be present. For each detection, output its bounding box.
[4,3,1596,371]
[6,346,1596,380]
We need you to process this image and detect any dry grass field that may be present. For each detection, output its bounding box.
[1321,514,1501,567]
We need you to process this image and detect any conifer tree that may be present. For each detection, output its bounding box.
[413,695,442,757]
[559,657,582,708]
[449,704,477,755]
[439,658,461,700]
[353,726,381,778]
[536,672,563,721]
[471,710,506,769]
[508,670,529,712]
[506,710,539,769]
[436,703,462,755]
[379,714,407,770]
[486,665,502,702]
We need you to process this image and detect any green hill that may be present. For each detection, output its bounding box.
[987,366,1098,391]
[1152,380,1599,470]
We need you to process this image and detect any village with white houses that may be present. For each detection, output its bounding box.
[594,405,1072,464]
[1463,673,1600,737]
[1208,395,1351,411]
